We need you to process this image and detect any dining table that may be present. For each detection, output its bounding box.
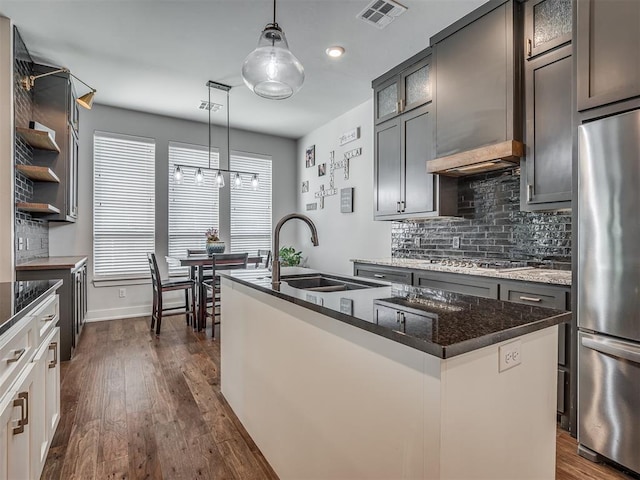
[167,253,264,331]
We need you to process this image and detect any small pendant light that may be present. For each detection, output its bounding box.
[241,0,304,100]
[233,172,243,189]
[215,170,225,188]
[195,168,204,186]
[173,165,183,184]
[251,174,260,191]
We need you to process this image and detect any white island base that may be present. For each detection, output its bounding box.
[221,279,558,480]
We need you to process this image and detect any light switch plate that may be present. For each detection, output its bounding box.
[499,340,522,372]
[452,237,460,249]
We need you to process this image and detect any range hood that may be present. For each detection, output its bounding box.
[427,140,525,177]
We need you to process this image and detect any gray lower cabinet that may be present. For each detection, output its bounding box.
[353,263,412,285]
[522,44,573,210]
[16,259,87,361]
[373,301,437,339]
[576,0,640,111]
[413,271,499,299]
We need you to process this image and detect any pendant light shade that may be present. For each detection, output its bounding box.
[195,168,204,186]
[251,174,260,191]
[242,0,304,100]
[173,165,183,184]
[76,90,96,109]
[233,172,243,189]
[215,170,225,188]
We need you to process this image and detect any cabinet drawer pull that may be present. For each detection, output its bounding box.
[12,392,28,435]
[373,274,385,278]
[48,342,58,369]
[42,314,56,322]
[396,201,401,213]
[5,348,25,364]
[519,296,542,302]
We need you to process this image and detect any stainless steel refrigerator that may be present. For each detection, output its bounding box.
[578,109,640,475]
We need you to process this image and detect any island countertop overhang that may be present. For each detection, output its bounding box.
[218,267,569,359]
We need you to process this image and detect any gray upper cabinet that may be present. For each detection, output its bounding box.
[522,0,573,211]
[576,0,640,111]
[525,0,572,59]
[373,50,457,220]
[431,0,523,159]
[32,65,79,222]
[373,48,432,125]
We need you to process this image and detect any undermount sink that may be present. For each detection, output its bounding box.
[282,274,383,292]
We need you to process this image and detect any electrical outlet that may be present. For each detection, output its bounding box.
[499,340,522,372]
[452,237,460,249]
[119,288,126,298]
[17,237,24,251]
[25,238,30,250]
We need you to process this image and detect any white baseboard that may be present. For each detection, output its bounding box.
[85,301,184,323]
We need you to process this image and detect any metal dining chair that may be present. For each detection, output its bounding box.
[147,253,196,335]
[204,253,249,337]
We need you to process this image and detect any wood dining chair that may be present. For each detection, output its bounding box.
[147,253,196,335]
[256,249,272,269]
[204,253,249,337]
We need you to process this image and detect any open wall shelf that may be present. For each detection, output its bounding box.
[16,202,61,215]
[16,165,60,183]
[16,127,60,153]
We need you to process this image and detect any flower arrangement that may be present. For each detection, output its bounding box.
[205,228,220,242]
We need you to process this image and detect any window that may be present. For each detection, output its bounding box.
[168,142,219,275]
[93,132,155,279]
[230,152,272,254]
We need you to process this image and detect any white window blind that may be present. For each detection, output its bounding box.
[230,152,272,255]
[93,132,155,279]
[168,142,219,276]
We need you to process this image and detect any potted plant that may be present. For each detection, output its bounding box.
[205,228,225,256]
[279,246,302,266]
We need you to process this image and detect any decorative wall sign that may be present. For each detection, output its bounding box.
[305,145,315,168]
[314,184,337,209]
[344,147,362,160]
[306,202,317,211]
[339,127,360,146]
[318,163,326,176]
[340,187,354,213]
[301,180,309,193]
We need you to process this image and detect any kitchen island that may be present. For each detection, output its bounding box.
[219,267,569,480]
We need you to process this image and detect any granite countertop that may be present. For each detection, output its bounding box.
[0,280,63,337]
[219,267,569,359]
[16,256,88,271]
[351,258,572,286]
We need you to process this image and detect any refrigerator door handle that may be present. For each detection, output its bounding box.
[582,336,640,365]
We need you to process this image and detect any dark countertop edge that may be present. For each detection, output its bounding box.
[219,273,567,359]
[16,256,88,271]
[1,279,63,337]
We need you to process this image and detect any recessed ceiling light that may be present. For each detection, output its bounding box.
[326,46,345,58]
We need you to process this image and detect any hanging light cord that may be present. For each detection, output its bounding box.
[273,0,277,24]
[227,88,230,169]
[208,83,212,169]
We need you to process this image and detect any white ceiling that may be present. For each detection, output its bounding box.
[2,0,486,139]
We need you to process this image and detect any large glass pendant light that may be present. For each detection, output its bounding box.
[241,0,304,100]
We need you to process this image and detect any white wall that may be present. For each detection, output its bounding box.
[0,16,15,282]
[49,104,297,321]
[296,99,390,276]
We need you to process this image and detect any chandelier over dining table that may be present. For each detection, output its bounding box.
[172,81,260,190]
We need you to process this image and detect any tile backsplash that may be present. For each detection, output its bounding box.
[392,169,571,268]
[14,27,49,262]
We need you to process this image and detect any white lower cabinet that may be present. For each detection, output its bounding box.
[0,362,37,480]
[0,291,61,480]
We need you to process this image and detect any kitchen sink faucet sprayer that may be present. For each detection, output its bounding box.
[272,213,319,287]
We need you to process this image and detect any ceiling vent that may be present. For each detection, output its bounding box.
[357,0,407,29]
[198,101,223,112]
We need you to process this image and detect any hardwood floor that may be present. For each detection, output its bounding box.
[43,315,636,480]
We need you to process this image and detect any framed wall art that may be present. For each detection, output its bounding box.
[305,145,315,168]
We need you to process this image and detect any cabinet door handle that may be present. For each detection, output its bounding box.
[398,99,404,113]
[396,201,401,213]
[527,39,532,57]
[400,201,406,212]
[519,296,542,302]
[527,184,534,202]
[12,392,28,435]
[5,348,25,364]
[373,274,385,278]
[48,342,58,369]
[42,314,56,322]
